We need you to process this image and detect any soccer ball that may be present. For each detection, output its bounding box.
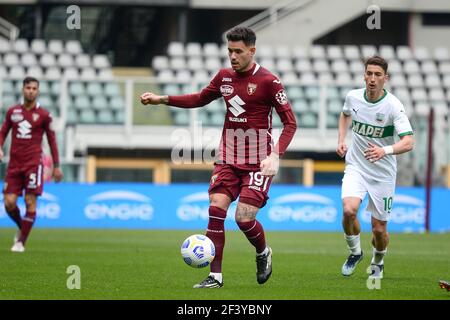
[181,234,215,268]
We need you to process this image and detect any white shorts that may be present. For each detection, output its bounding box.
[341,169,396,221]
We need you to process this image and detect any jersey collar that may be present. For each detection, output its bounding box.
[364,89,387,104]
[235,62,259,78]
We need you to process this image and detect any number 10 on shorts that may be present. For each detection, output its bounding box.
[383,196,393,213]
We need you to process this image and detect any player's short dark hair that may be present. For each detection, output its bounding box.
[364,56,388,74]
[226,26,256,46]
[23,76,39,87]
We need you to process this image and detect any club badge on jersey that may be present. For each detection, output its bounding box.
[247,83,257,95]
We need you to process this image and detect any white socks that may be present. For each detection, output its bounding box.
[345,234,361,255]
[209,272,222,283]
[256,246,269,257]
[371,247,387,265]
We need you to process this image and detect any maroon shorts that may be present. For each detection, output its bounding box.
[3,163,44,196]
[208,163,273,208]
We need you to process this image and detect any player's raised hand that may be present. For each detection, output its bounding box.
[260,152,279,176]
[140,92,166,105]
[364,142,385,163]
[336,142,348,158]
[52,167,63,182]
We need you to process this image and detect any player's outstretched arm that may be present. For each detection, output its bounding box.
[140,92,168,105]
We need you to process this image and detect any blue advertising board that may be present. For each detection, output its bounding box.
[0,183,448,233]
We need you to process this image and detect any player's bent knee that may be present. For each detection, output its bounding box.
[209,193,231,211]
[372,226,386,238]
[343,205,358,219]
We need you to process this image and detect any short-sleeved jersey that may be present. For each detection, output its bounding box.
[169,63,297,167]
[0,103,60,168]
[342,88,413,182]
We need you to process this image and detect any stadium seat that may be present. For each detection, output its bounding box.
[388,59,402,75]
[0,37,11,53]
[170,57,186,70]
[193,70,209,83]
[318,72,333,84]
[310,45,325,59]
[173,111,189,125]
[21,53,38,67]
[62,67,79,80]
[66,108,78,124]
[13,39,29,53]
[57,54,73,68]
[361,45,377,59]
[110,96,124,111]
[74,95,90,109]
[168,42,185,57]
[187,57,204,70]
[45,67,62,80]
[396,46,413,61]
[294,59,312,73]
[93,55,110,69]
[75,54,91,68]
[38,95,54,109]
[4,53,19,66]
[292,45,307,59]
[48,40,64,55]
[411,88,428,103]
[38,81,50,95]
[379,45,395,60]
[104,82,121,97]
[175,70,191,84]
[27,66,44,78]
[439,62,450,75]
[299,72,317,85]
[40,53,57,68]
[421,61,438,74]
[258,45,274,59]
[69,81,86,95]
[152,56,169,71]
[331,59,348,73]
[260,58,275,71]
[203,43,220,57]
[92,96,109,110]
[79,109,96,123]
[65,40,83,55]
[114,110,125,123]
[276,58,293,73]
[292,99,308,112]
[84,82,102,97]
[327,45,343,60]
[8,65,26,79]
[328,98,342,114]
[50,81,61,95]
[97,109,115,123]
[186,43,202,57]
[162,84,180,96]
[408,74,424,88]
[313,59,329,73]
[80,68,97,81]
[275,45,291,59]
[434,47,449,61]
[287,86,303,100]
[98,69,113,80]
[205,57,221,72]
[349,60,364,75]
[343,45,360,60]
[425,74,441,88]
[413,47,430,61]
[281,72,299,85]
[326,113,339,128]
[30,39,46,55]
[2,80,15,95]
[429,88,446,102]
[300,112,318,128]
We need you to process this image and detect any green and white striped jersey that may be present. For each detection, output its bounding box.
[342,88,413,182]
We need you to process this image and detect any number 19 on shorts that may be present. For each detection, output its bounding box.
[383,196,393,213]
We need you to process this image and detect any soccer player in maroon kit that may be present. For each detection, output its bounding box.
[141,27,297,288]
[0,77,63,252]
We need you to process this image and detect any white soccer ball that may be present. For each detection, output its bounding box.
[181,234,215,268]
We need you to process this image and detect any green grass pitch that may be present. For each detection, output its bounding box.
[0,228,449,300]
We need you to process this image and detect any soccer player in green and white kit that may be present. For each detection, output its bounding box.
[336,56,414,279]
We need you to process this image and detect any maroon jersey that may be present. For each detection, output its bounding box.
[0,103,60,168]
[169,63,297,167]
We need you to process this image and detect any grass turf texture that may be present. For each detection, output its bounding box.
[0,228,449,300]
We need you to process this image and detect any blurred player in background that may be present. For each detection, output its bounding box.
[336,56,414,279]
[141,26,297,288]
[0,76,63,252]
